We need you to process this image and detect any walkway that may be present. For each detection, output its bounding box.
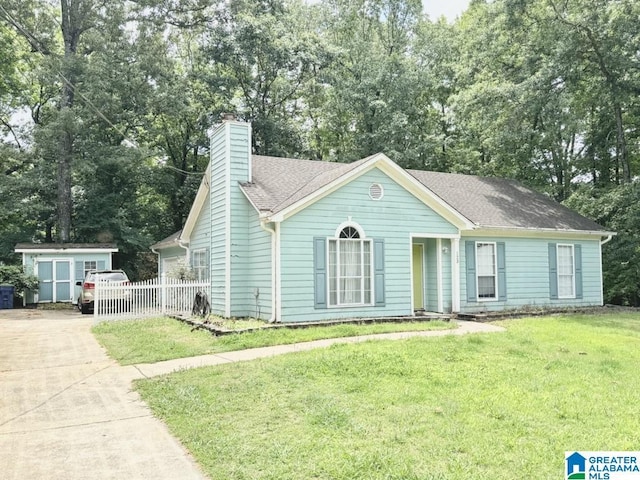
[0,308,504,479]
[133,320,504,377]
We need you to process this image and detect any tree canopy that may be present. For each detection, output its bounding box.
[0,0,638,303]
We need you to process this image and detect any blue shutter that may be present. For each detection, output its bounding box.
[574,244,582,299]
[465,241,477,302]
[497,242,507,301]
[97,260,105,270]
[313,237,327,309]
[374,239,385,307]
[549,243,558,299]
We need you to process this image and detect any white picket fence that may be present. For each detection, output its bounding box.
[93,275,209,323]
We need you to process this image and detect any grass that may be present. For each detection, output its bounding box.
[134,313,640,479]
[92,317,454,365]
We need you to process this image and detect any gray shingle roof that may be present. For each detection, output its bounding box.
[150,230,183,250]
[241,155,606,233]
[241,155,353,212]
[407,170,605,232]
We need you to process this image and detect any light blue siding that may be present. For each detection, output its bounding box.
[247,209,273,320]
[230,190,251,317]
[460,236,602,313]
[209,126,229,315]
[207,121,253,317]
[279,167,458,322]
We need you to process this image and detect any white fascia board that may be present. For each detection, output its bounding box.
[181,163,211,242]
[465,227,616,240]
[410,233,461,240]
[15,248,118,254]
[267,153,474,230]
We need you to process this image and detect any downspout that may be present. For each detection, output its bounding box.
[178,238,190,264]
[151,237,190,275]
[260,217,277,322]
[599,234,614,306]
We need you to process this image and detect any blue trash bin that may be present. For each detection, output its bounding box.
[0,285,15,309]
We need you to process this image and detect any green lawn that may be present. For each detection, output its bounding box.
[92,317,454,365]
[134,314,640,479]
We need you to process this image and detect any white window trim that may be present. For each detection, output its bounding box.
[557,243,576,299]
[476,241,498,302]
[327,224,374,308]
[83,260,97,278]
[191,248,208,282]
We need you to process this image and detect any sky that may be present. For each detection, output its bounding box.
[423,0,471,22]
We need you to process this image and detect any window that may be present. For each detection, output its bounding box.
[476,242,497,300]
[83,261,97,278]
[557,244,575,298]
[191,249,208,281]
[328,226,373,306]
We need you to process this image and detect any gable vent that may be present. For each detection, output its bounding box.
[369,183,384,200]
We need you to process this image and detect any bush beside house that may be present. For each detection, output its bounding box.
[0,264,39,306]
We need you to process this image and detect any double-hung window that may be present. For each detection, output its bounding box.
[83,260,97,277]
[191,249,208,281]
[476,242,497,300]
[557,244,575,298]
[328,226,372,306]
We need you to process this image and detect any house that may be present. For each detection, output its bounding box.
[15,243,118,305]
[153,117,614,322]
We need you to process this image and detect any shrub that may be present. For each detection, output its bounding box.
[0,264,39,297]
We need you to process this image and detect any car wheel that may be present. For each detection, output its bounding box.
[80,303,91,314]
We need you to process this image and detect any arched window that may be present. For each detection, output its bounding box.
[328,224,372,306]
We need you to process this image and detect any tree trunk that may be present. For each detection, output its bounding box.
[56,0,83,242]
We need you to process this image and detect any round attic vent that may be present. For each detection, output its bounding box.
[369,183,384,200]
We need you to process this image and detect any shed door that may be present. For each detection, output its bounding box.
[37,260,73,303]
[55,260,72,302]
[38,261,54,302]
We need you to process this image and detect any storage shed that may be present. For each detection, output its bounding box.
[15,243,118,305]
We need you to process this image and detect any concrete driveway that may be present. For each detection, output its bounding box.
[0,308,205,480]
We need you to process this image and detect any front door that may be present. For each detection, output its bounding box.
[412,244,424,310]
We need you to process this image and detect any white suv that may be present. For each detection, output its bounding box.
[76,270,130,314]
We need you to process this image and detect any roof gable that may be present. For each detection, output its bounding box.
[242,153,473,228]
